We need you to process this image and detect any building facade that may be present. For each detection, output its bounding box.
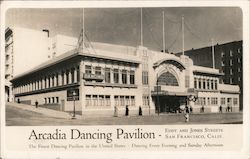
[11,44,240,116]
[175,41,243,110]
[4,27,81,102]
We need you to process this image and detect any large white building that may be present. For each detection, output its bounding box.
[10,43,240,116]
[5,27,79,102]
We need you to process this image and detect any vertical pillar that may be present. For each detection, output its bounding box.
[58,73,62,86]
[127,70,130,85]
[64,71,67,85]
[69,71,72,84]
[119,69,122,84]
[46,77,49,88]
[74,68,77,83]
[54,74,57,87]
[42,78,45,89]
[110,68,114,83]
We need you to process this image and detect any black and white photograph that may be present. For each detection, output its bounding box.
[1,1,249,159]
[4,7,243,126]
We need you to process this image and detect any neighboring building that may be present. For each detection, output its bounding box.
[10,43,240,116]
[175,41,243,111]
[5,27,51,102]
[4,27,80,102]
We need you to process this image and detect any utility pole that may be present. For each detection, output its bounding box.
[140,8,143,46]
[182,15,185,56]
[157,73,160,116]
[82,8,85,48]
[162,11,165,53]
[211,38,215,68]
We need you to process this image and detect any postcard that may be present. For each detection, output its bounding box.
[1,1,249,159]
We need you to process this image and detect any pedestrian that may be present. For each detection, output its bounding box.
[17,98,20,104]
[114,106,118,117]
[139,106,142,116]
[35,100,38,108]
[227,106,230,112]
[125,105,129,116]
[184,106,190,122]
[201,106,204,113]
[219,105,222,113]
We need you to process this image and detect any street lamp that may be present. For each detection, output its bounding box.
[72,91,76,119]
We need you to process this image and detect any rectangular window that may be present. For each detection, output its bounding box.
[52,76,54,87]
[131,96,135,106]
[207,97,210,105]
[122,70,127,84]
[114,96,119,106]
[230,69,233,75]
[203,79,206,89]
[194,78,197,88]
[130,70,135,84]
[95,66,102,75]
[44,98,47,104]
[93,95,98,106]
[66,71,69,84]
[86,95,91,106]
[85,65,92,74]
[99,95,104,106]
[237,48,241,53]
[230,78,233,84]
[207,79,210,90]
[238,58,241,63]
[230,50,233,56]
[198,79,201,89]
[233,98,238,105]
[221,51,225,57]
[105,68,111,83]
[238,67,241,72]
[211,80,214,90]
[120,96,125,106]
[230,59,233,66]
[221,98,225,105]
[114,69,119,84]
[105,95,111,106]
[221,61,225,66]
[125,96,130,106]
[143,95,149,106]
[215,80,218,90]
[56,97,59,103]
[142,71,148,85]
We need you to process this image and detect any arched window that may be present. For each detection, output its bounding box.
[157,72,178,86]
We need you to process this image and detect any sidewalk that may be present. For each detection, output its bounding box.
[6,102,82,119]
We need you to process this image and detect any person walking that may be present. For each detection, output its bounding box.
[35,100,38,108]
[219,105,222,113]
[139,106,142,116]
[114,106,118,117]
[125,105,129,117]
[184,105,190,122]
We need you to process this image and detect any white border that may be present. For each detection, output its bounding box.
[1,1,249,159]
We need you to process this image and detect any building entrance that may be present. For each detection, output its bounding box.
[154,96,186,113]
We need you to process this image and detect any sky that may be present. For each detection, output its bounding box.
[6,7,242,53]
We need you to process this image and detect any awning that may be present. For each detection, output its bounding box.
[151,90,197,97]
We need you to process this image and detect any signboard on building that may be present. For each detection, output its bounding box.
[67,88,79,101]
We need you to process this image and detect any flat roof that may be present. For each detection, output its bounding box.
[11,48,141,81]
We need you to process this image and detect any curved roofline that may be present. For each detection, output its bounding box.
[153,58,186,71]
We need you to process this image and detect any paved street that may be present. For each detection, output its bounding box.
[6,103,243,126]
